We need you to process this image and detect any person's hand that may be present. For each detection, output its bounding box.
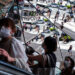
[0,48,15,62]
[0,48,9,58]
[27,55,32,60]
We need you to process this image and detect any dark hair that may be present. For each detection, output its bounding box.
[0,18,16,32]
[44,36,57,53]
[65,56,74,69]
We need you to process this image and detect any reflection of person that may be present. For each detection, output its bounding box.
[62,13,65,20]
[30,25,33,31]
[61,22,64,30]
[53,34,57,40]
[47,10,51,18]
[35,36,38,41]
[35,26,39,33]
[22,23,27,32]
[55,11,60,20]
[40,35,44,41]
[68,45,72,56]
[28,36,57,75]
[66,15,71,22]
[0,18,31,72]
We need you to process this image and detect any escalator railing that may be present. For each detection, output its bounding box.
[0,61,34,75]
[0,61,61,75]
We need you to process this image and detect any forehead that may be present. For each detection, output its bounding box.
[65,57,70,61]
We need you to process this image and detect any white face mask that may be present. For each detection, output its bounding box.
[0,26,11,38]
[64,60,71,68]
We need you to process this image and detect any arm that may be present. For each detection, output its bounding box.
[0,48,15,63]
[0,48,31,72]
[28,55,43,64]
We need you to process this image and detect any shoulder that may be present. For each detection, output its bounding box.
[48,53,57,62]
[51,53,56,59]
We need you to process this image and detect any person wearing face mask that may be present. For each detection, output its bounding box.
[0,18,32,73]
[28,36,57,75]
[61,56,74,75]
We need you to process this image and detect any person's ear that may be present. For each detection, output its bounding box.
[12,28,16,33]
[44,44,47,50]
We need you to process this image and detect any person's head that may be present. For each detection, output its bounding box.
[0,18,16,38]
[42,36,57,54]
[64,56,74,69]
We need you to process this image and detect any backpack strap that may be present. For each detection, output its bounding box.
[42,54,47,67]
[49,54,56,67]
[42,54,51,67]
[47,54,51,67]
[42,54,56,67]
